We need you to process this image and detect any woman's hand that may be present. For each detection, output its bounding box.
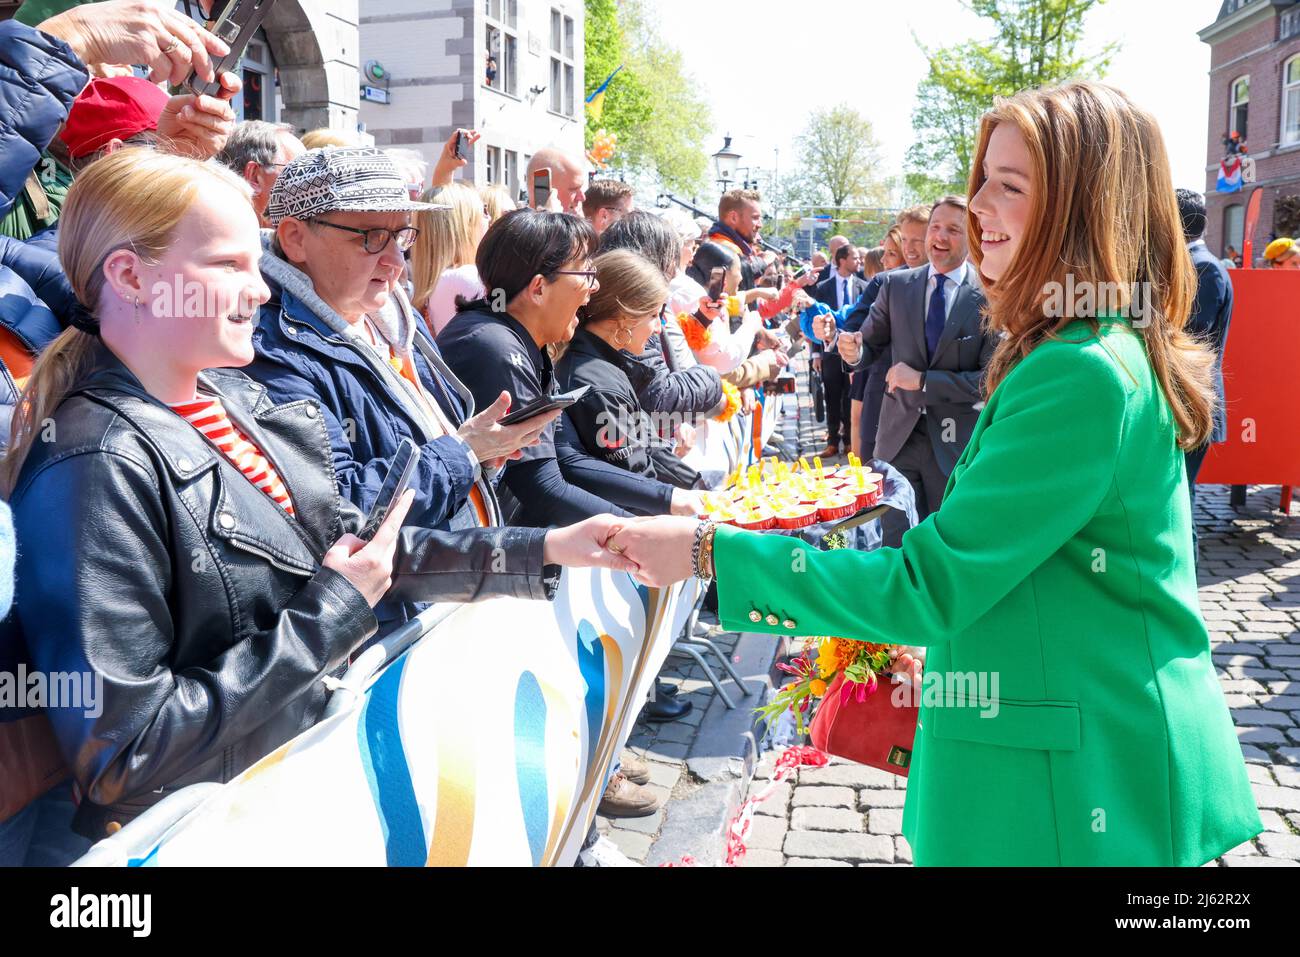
[41,0,229,86]
[673,422,697,458]
[695,296,725,322]
[669,488,704,516]
[542,515,640,574]
[322,489,415,607]
[457,390,561,469]
[157,76,239,160]
[604,516,701,587]
[431,128,480,187]
[890,646,926,689]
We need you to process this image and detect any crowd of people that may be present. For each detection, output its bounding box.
[0,0,816,869]
[0,0,1274,871]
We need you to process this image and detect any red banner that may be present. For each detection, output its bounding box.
[1197,270,1300,494]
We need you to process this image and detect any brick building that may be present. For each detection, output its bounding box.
[358,0,585,202]
[1199,0,1300,261]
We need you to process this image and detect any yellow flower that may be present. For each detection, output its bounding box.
[816,638,840,678]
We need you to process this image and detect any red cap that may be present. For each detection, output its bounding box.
[59,77,170,159]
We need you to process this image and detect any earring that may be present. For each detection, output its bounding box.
[134,296,141,324]
[614,325,633,347]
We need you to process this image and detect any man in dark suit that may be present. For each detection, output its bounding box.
[815,235,850,284]
[823,196,995,519]
[1176,189,1233,560]
[811,243,868,456]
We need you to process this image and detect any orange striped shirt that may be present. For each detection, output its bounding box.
[170,397,296,516]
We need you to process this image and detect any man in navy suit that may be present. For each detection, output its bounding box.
[1176,189,1233,563]
[811,244,868,456]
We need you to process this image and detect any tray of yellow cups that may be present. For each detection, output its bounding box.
[773,502,820,530]
[734,502,776,531]
[816,491,859,523]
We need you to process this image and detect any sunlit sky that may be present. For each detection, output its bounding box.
[647,0,1222,206]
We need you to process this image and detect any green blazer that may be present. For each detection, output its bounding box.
[716,319,1261,866]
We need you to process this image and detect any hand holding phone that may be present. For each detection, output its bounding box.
[360,438,421,540]
[497,386,591,426]
[531,168,553,210]
[706,266,726,304]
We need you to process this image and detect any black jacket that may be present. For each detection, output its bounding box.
[557,327,701,491]
[7,344,555,839]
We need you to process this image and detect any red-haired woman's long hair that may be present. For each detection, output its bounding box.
[967,82,1215,451]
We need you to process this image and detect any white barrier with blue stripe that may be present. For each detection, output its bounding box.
[101,569,693,867]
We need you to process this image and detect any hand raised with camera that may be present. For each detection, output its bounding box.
[432,128,481,188]
[41,0,229,86]
[323,489,414,607]
[157,73,239,161]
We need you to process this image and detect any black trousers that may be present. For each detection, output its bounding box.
[821,353,852,448]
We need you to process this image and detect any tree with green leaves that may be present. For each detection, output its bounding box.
[773,106,892,248]
[583,0,711,194]
[906,0,1118,202]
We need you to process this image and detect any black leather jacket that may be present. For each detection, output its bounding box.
[8,344,555,839]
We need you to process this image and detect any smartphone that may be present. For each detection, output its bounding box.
[706,267,726,303]
[360,438,421,541]
[764,374,798,395]
[454,130,469,162]
[183,0,278,97]
[532,168,552,210]
[497,386,590,426]
[791,265,809,282]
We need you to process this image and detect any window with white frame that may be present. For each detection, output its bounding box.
[1282,7,1300,41]
[549,8,575,116]
[485,0,519,96]
[503,149,519,197]
[1224,204,1244,256]
[485,145,501,184]
[1230,76,1250,140]
[1284,56,1300,147]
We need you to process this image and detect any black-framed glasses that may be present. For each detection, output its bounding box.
[311,219,420,254]
[552,269,598,288]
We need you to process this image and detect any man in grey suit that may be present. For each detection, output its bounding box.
[819,196,995,519]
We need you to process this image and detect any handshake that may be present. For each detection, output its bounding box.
[545,515,705,588]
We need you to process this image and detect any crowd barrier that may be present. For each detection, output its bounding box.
[73,391,790,867]
[683,390,781,488]
[75,569,695,867]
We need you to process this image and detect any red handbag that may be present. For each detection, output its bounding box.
[809,673,919,777]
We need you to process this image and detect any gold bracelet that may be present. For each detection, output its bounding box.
[696,522,718,580]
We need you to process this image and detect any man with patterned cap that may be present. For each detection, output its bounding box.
[245,146,562,636]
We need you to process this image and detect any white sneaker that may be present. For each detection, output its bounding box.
[577,835,642,867]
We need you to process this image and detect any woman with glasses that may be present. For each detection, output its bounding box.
[410,181,491,337]
[439,208,662,528]
[245,147,562,636]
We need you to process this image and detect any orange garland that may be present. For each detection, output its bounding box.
[713,380,741,423]
[676,312,712,352]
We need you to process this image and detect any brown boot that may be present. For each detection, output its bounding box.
[598,771,662,818]
[620,752,651,785]
[818,443,840,459]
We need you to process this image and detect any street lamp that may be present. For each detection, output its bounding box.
[712,135,741,192]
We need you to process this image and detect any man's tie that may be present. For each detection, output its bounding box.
[841,278,849,311]
[925,273,948,360]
